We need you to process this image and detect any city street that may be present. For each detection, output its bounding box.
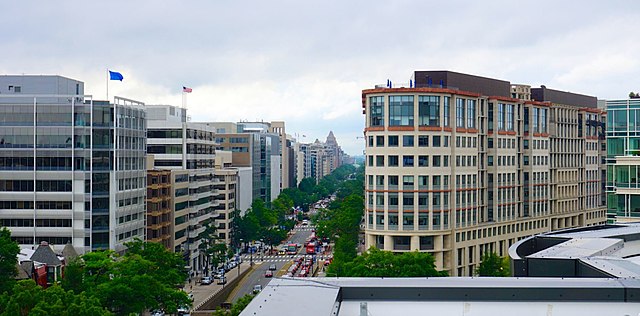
[186,261,252,310]
[227,225,318,302]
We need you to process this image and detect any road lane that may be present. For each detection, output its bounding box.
[228,225,315,302]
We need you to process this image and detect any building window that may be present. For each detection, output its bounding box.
[433,136,441,147]
[376,155,385,167]
[370,96,384,127]
[403,135,414,147]
[418,155,428,167]
[388,155,398,166]
[389,95,414,126]
[506,104,514,131]
[376,136,384,147]
[418,95,440,127]
[444,96,451,127]
[418,135,429,147]
[432,155,441,167]
[403,155,414,167]
[456,98,465,128]
[388,135,399,147]
[466,100,476,129]
[498,103,505,130]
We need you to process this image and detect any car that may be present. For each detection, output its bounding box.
[218,277,227,285]
[264,270,273,278]
[151,310,165,316]
[177,306,190,316]
[253,284,263,293]
[214,271,224,279]
[278,248,286,255]
[269,264,277,271]
[201,276,212,285]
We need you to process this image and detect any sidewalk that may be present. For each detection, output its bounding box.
[184,262,252,310]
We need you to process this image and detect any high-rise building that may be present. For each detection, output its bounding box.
[145,162,172,249]
[362,70,606,276]
[0,75,147,254]
[210,122,281,206]
[297,133,345,183]
[213,150,238,245]
[146,104,218,271]
[605,98,640,222]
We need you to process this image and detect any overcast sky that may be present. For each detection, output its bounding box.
[2,1,639,155]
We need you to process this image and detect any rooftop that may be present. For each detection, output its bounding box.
[240,277,640,316]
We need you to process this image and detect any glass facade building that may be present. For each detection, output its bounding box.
[0,76,146,254]
[606,99,640,222]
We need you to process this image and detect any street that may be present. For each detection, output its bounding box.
[227,225,318,302]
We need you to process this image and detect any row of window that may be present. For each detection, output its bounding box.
[11,236,72,245]
[368,135,452,148]
[371,95,481,129]
[0,180,72,192]
[487,155,517,167]
[0,201,72,210]
[117,212,142,224]
[117,196,144,208]
[368,154,451,168]
[1,219,72,227]
[369,174,450,189]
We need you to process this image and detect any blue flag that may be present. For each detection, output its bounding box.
[109,70,123,81]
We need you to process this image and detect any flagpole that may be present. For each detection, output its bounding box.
[106,69,109,101]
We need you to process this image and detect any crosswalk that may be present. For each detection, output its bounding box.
[240,254,329,263]
[293,227,315,232]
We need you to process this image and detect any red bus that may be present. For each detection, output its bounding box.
[306,242,316,255]
[286,243,298,255]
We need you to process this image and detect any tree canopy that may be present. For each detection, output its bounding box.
[62,239,190,315]
[0,227,19,295]
[0,280,110,316]
[475,252,510,277]
[337,247,447,277]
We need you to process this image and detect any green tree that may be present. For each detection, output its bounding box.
[336,247,447,277]
[64,240,190,315]
[61,256,84,294]
[0,280,110,316]
[0,227,19,295]
[476,252,510,277]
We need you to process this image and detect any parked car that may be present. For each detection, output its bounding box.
[269,264,277,271]
[265,270,273,278]
[218,277,227,285]
[253,284,262,293]
[151,310,165,316]
[201,276,212,285]
[177,306,190,316]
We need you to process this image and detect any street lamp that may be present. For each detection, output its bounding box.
[250,241,253,266]
[238,239,243,278]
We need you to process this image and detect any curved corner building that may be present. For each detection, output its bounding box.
[362,71,607,276]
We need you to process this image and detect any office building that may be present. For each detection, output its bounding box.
[606,98,640,222]
[146,104,218,271]
[211,122,281,205]
[145,157,172,249]
[0,75,146,254]
[212,150,238,245]
[362,70,606,276]
[298,132,346,183]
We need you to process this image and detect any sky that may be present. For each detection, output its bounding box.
[2,1,640,156]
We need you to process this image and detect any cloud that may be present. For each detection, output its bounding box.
[2,0,640,155]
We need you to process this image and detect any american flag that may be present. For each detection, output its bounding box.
[183,86,193,93]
